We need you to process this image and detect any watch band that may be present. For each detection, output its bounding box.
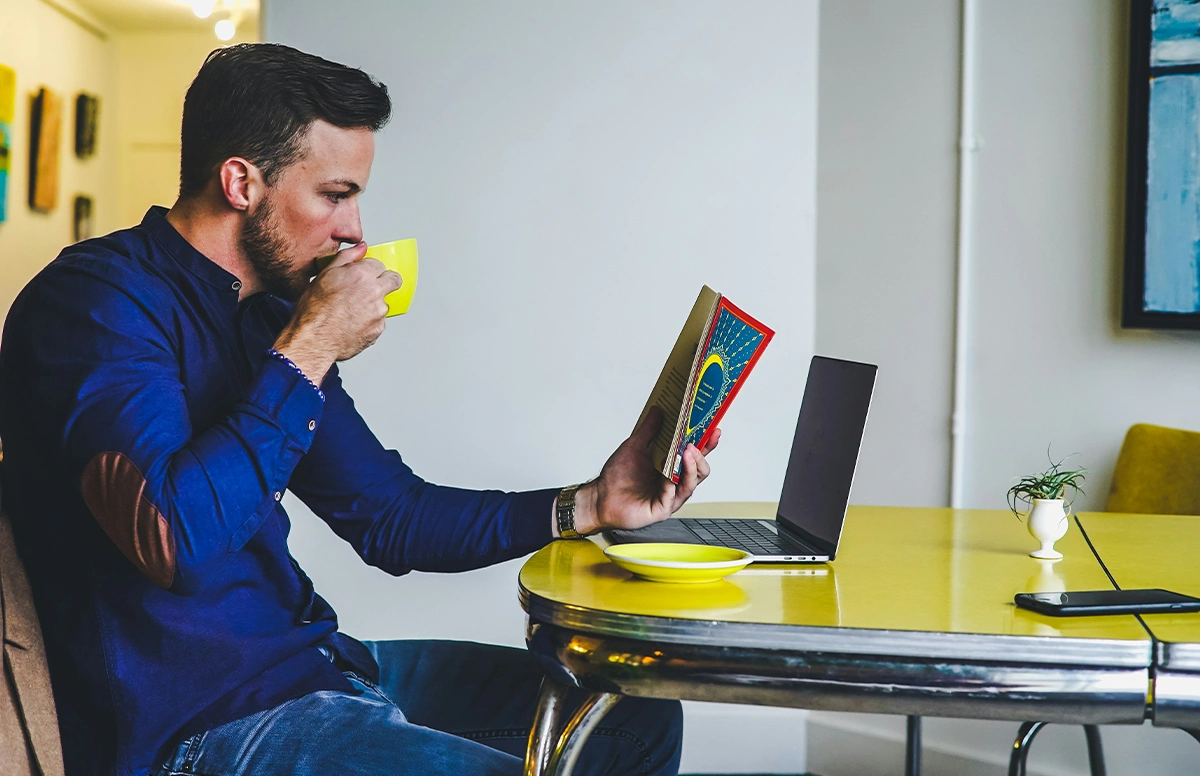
[556,483,584,539]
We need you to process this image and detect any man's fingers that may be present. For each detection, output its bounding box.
[657,477,676,519]
[380,269,402,292]
[674,444,703,506]
[357,257,386,276]
[695,447,711,482]
[701,428,721,456]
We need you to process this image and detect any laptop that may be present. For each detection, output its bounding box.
[606,355,877,562]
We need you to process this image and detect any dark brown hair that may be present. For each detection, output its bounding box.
[179,43,391,197]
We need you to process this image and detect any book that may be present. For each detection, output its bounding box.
[636,285,774,483]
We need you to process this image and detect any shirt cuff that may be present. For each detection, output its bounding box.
[508,488,559,554]
[266,348,325,402]
[245,356,326,451]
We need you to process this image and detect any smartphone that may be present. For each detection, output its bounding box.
[1014,588,1200,617]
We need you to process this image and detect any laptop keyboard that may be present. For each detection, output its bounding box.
[680,518,811,556]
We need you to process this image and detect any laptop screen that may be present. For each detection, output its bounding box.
[775,356,876,556]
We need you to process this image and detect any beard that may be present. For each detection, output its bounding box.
[239,194,309,301]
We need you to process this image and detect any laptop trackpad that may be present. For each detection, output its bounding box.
[606,519,699,545]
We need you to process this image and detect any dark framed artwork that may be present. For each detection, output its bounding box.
[28,86,62,214]
[73,195,92,242]
[1122,0,1200,329]
[74,93,99,159]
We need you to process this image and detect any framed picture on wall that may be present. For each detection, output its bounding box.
[73,195,93,242]
[75,93,99,159]
[1124,1,1200,329]
[0,64,14,224]
[28,86,62,214]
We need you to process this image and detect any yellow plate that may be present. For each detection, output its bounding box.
[603,543,753,583]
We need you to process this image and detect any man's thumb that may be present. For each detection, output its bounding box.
[326,241,368,269]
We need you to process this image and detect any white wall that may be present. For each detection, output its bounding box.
[815,0,961,508]
[0,0,118,314]
[0,5,256,319]
[114,27,256,230]
[814,1,1200,773]
[962,1,1200,514]
[820,1,1200,518]
[267,1,818,771]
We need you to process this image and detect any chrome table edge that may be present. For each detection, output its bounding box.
[1156,641,1200,672]
[1153,642,1200,729]
[519,586,1152,668]
[526,621,1151,726]
[1153,669,1200,729]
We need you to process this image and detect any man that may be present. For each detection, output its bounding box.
[0,44,718,776]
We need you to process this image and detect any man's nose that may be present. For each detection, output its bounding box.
[333,199,363,246]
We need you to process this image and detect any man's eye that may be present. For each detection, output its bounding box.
[325,192,349,202]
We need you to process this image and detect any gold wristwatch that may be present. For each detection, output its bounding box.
[556,483,584,539]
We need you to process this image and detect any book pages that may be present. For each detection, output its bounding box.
[635,286,720,475]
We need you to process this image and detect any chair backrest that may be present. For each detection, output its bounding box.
[1107,423,1200,515]
[0,505,65,776]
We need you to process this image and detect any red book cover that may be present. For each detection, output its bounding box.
[670,296,774,482]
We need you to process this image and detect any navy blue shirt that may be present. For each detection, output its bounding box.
[0,207,557,776]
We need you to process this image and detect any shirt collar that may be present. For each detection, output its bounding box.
[140,206,242,293]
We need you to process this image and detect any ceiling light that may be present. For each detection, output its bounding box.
[214,18,236,41]
[192,0,215,19]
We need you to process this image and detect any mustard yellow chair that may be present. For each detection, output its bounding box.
[1107,423,1200,515]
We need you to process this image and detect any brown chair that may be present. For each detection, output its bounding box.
[1,504,65,776]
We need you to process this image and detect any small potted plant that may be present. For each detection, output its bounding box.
[1007,455,1087,560]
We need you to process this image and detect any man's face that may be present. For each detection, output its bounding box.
[240,119,375,300]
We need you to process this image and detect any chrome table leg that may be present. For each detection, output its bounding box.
[548,693,622,776]
[525,678,570,776]
[905,715,921,776]
[1008,721,1046,776]
[1083,725,1106,776]
[1009,722,1105,776]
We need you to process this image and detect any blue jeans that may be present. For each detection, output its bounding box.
[153,639,683,775]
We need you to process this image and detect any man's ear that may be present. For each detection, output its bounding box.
[218,157,263,212]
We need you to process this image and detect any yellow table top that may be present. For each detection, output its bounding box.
[1076,512,1200,666]
[520,504,1151,666]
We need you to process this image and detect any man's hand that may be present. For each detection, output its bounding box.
[571,407,720,536]
[272,241,402,384]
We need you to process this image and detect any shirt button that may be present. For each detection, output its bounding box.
[307,419,317,431]
[274,491,282,501]
[231,280,242,291]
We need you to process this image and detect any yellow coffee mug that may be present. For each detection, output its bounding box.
[316,238,418,316]
[364,239,418,316]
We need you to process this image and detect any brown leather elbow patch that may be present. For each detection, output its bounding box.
[80,452,175,589]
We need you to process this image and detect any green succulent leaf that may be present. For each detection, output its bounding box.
[1007,449,1087,519]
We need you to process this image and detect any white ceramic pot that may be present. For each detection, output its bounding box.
[1026,498,1069,560]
